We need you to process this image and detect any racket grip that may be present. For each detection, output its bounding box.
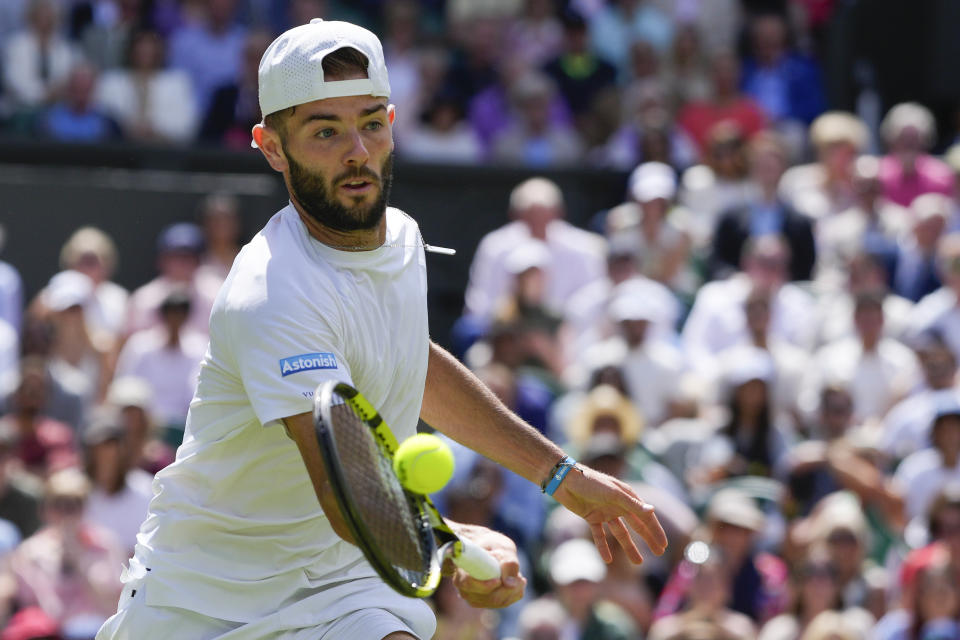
[450,539,501,581]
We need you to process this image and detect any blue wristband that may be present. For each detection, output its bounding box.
[542,456,578,496]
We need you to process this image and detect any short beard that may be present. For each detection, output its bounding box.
[285,145,394,233]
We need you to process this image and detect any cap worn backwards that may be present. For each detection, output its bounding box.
[257,18,391,119]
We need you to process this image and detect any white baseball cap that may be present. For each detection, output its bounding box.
[628,161,676,203]
[257,18,390,120]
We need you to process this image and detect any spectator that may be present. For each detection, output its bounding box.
[802,291,921,425]
[504,0,563,69]
[492,71,584,168]
[879,102,954,208]
[545,537,638,639]
[7,468,124,633]
[95,28,199,144]
[115,290,206,441]
[542,9,617,139]
[38,63,122,143]
[0,358,77,477]
[0,607,60,640]
[779,111,868,220]
[52,227,128,345]
[0,424,41,541]
[198,29,271,148]
[1,0,77,121]
[679,122,755,249]
[105,375,174,475]
[814,156,910,287]
[894,194,952,303]
[593,79,698,171]
[78,0,144,70]
[683,235,816,374]
[676,51,767,157]
[893,397,960,523]
[399,91,483,164]
[82,408,152,555]
[813,250,914,349]
[801,610,866,640]
[463,177,606,321]
[0,314,16,391]
[586,295,684,429]
[657,489,788,624]
[125,221,219,337]
[510,597,570,640]
[907,232,960,361]
[882,335,959,462]
[588,0,674,76]
[167,0,246,115]
[659,22,710,112]
[41,270,110,407]
[692,348,793,482]
[614,161,694,293]
[649,543,757,640]
[0,226,24,334]
[379,1,423,142]
[740,13,825,129]
[196,192,243,283]
[709,131,817,282]
[874,553,959,640]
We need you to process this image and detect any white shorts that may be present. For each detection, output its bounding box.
[96,574,436,640]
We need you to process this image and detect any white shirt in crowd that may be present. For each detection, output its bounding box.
[86,469,154,554]
[0,317,16,384]
[464,219,606,319]
[801,336,921,424]
[908,287,960,360]
[882,388,960,461]
[681,275,815,378]
[114,326,207,426]
[894,447,960,521]
[1,29,76,109]
[94,69,199,142]
[812,291,913,349]
[133,205,431,625]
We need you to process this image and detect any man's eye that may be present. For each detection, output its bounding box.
[365,121,384,130]
[316,128,335,138]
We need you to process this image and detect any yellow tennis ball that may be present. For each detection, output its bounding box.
[393,433,455,494]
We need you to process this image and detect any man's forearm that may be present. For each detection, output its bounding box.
[420,341,563,486]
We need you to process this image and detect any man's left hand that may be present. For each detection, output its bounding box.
[444,524,526,608]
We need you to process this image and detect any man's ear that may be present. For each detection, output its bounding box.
[252,123,288,173]
[388,103,396,125]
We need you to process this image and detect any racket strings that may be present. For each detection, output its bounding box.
[329,402,432,578]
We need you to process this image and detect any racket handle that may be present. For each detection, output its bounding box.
[446,539,502,581]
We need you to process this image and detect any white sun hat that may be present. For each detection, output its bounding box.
[258,18,390,119]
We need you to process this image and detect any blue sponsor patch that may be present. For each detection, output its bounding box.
[279,352,338,377]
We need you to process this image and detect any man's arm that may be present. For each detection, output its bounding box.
[284,411,525,607]
[421,341,668,562]
[282,412,355,544]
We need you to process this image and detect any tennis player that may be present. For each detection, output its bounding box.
[97,18,667,640]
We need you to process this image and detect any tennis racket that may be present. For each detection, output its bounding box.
[312,380,501,598]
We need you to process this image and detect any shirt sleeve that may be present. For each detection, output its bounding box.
[227,301,352,427]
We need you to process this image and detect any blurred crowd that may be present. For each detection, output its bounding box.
[1,1,960,640]
[0,0,887,166]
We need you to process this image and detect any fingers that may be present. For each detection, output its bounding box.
[452,570,526,608]
[589,521,613,563]
[608,518,644,564]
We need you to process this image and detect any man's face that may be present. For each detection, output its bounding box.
[269,91,395,234]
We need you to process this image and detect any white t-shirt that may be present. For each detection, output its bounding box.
[133,204,430,622]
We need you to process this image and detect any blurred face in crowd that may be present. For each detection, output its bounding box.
[918,344,957,389]
[710,521,754,564]
[734,379,768,415]
[67,65,97,112]
[555,579,599,622]
[44,492,85,533]
[751,15,787,66]
[130,31,164,73]
[916,562,959,624]
[932,504,960,555]
[516,204,559,239]
[750,143,787,193]
[824,527,862,579]
[744,242,788,292]
[915,214,946,252]
[161,299,191,336]
[120,405,151,455]
[710,52,740,98]
[846,254,886,293]
[853,301,884,348]
[28,0,57,39]
[203,200,241,247]
[159,249,200,282]
[707,131,748,180]
[797,559,839,616]
[933,416,960,461]
[14,365,48,416]
[72,250,109,284]
[820,141,857,180]
[619,318,649,349]
[820,389,853,438]
[515,266,547,307]
[607,254,638,284]
[688,558,730,611]
[90,438,126,494]
[208,0,238,30]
